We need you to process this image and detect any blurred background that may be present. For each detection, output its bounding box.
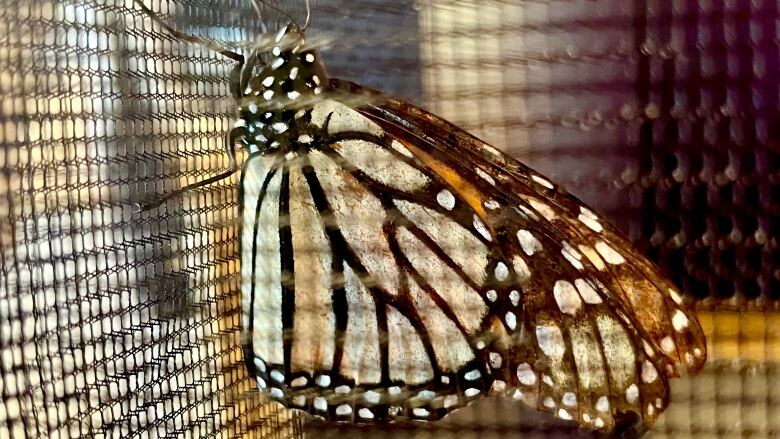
[0,0,778,437]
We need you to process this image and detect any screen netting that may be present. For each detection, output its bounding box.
[0,0,777,438]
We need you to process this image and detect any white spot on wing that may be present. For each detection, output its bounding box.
[494,262,509,281]
[595,241,626,265]
[364,391,380,404]
[625,383,639,404]
[473,216,492,241]
[579,213,603,233]
[505,311,517,330]
[271,58,284,69]
[443,395,459,408]
[270,370,284,383]
[579,245,606,271]
[489,352,502,369]
[516,363,536,385]
[316,375,331,387]
[642,360,658,383]
[531,174,554,189]
[574,279,602,304]
[476,168,496,185]
[672,309,689,332]
[509,290,520,306]
[553,280,583,315]
[596,396,609,412]
[561,242,584,270]
[484,199,500,210]
[412,407,430,417]
[464,388,480,397]
[669,288,684,305]
[517,229,543,256]
[660,336,676,354]
[512,256,531,282]
[436,190,456,210]
[536,324,566,357]
[464,370,481,381]
[557,408,573,420]
[390,140,414,158]
[525,198,556,221]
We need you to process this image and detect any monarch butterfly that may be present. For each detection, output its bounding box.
[134,0,706,432]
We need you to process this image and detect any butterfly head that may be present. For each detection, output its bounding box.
[238,23,328,152]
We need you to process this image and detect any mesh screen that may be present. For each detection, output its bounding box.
[0,0,777,438]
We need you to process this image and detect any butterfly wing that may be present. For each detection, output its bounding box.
[328,79,706,429]
[240,80,706,430]
[240,104,495,423]
[347,80,707,374]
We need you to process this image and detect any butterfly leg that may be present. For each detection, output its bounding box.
[137,126,246,211]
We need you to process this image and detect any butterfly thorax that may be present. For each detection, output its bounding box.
[237,23,328,154]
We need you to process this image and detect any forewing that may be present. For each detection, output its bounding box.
[343,79,706,371]
[323,79,706,429]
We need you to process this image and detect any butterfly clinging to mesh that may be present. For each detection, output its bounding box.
[134,0,706,432]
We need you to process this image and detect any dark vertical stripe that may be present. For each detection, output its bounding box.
[375,302,390,383]
[300,156,349,377]
[330,260,348,376]
[279,166,295,376]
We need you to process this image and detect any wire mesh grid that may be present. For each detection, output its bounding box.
[0,0,777,438]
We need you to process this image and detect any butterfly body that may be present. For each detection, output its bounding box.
[133,3,706,430]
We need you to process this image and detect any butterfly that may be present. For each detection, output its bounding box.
[134,0,706,432]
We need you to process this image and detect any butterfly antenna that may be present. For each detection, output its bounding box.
[132,0,243,62]
[302,0,311,31]
[253,0,304,28]
[250,0,269,33]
